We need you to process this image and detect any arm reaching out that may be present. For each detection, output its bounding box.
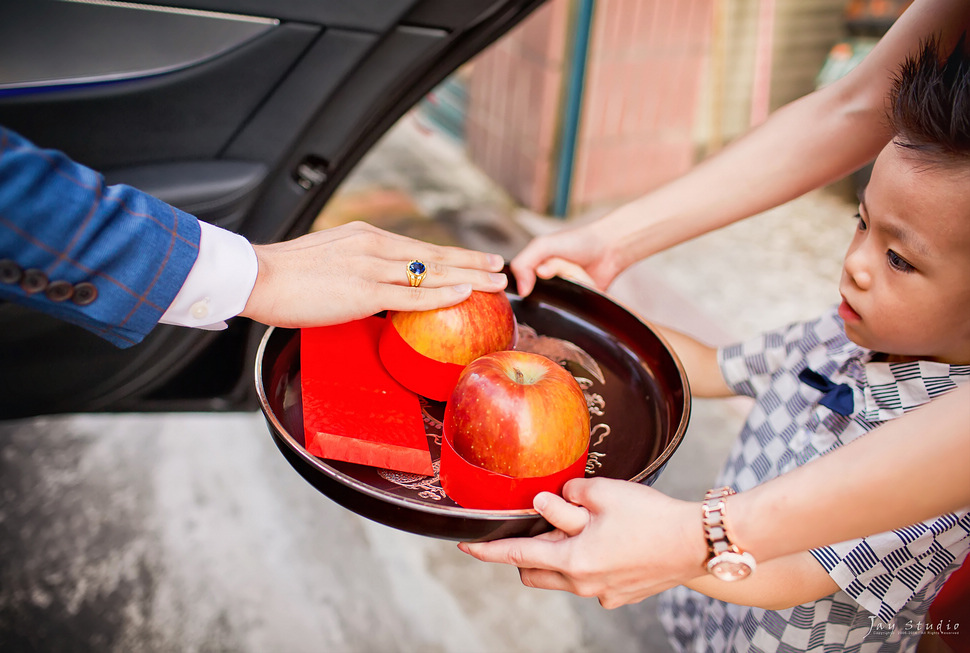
[240,221,508,328]
[460,386,970,608]
[0,124,509,344]
[460,478,707,609]
[514,257,732,398]
[510,0,970,296]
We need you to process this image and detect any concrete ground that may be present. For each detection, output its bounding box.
[0,117,856,652]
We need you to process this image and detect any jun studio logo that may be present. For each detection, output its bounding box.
[866,616,961,639]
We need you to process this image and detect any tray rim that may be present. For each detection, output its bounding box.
[254,279,691,522]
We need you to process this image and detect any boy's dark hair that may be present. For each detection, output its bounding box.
[890,34,970,166]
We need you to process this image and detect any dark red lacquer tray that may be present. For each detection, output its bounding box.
[255,272,690,542]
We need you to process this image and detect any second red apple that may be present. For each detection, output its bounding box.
[444,350,590,478]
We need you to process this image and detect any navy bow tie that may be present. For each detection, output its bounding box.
[797,367,855,416]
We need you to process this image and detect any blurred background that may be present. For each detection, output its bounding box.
[394,0,909,218]
[1,1,914,651]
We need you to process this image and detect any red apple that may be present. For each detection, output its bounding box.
[380,290,516,401]
[443,350,590,478]
[387,290,515,365]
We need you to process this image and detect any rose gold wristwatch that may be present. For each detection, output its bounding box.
[702,487,756,581]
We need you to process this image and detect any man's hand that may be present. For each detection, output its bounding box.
[459,478,707,608]
[241,221,508,327]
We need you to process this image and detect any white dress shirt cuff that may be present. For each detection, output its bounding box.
[159,221,258,330]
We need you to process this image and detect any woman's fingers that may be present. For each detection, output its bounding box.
[510,230,600,297]
[517,568,580,593]
[533,491,590,537]
[459,534,567,571]
[509,239,551,297]
[534,257,597,286]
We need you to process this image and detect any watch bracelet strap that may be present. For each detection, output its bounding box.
[702,486,744,557]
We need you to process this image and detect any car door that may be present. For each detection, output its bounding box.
[0,0,544,419]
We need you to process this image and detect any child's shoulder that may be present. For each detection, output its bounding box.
[757,306,854,357]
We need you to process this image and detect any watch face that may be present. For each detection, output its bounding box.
[708,553,754,582]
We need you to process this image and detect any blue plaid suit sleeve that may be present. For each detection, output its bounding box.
[0,125,200,348]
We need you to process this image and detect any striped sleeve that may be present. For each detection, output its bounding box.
[810,511,970,622]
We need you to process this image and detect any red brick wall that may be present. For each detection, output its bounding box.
[466,0,714,215]
[573,0,713,210]
[465,1,569,213]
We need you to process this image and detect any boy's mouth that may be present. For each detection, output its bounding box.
[838,296,862,323]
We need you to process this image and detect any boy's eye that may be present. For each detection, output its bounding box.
[887,250,915,273]
[854,213,867,231]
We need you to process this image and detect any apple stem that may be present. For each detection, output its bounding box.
[514,368,525,384]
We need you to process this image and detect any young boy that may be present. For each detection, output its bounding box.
[655,38,970,652]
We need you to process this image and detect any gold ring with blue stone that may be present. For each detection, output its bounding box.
[406,260,427,287]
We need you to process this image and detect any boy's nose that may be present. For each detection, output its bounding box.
[843,249,872,289]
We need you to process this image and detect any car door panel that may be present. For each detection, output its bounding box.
[103,161,268,230]
[0,24,318,169]
[0,0,546,419]
[138,0,419,32]
[229,26,453,244]
[0,1,277,92]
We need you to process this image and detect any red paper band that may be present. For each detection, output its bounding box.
[438,430,588,510]
[378,320,466,402]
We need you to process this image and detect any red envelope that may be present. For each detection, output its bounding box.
[300,316,432,475]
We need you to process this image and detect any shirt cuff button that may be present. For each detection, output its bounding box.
[190,299,210,320]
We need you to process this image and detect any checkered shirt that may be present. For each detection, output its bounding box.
[658,307,970,653]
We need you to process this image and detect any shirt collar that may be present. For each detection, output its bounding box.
[856,359,969,421]
[810,308,969,421]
